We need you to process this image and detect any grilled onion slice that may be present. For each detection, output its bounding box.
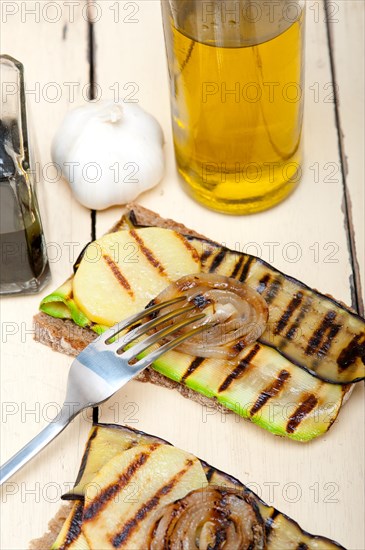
[148,486,266,550]
[152,273,268,359]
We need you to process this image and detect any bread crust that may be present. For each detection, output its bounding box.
[33,203,230,409]
[29,503,73,549]
[34,201,355,409]
[30,203,355,547]
[34,202,211,355]
[31,204,230,548]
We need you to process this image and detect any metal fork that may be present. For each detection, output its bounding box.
[0,297,209,485]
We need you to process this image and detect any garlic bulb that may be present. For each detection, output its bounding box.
[51,100,165,210]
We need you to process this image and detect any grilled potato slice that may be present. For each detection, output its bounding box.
[82,443,207,549]
[73,228,201,326]
[63,424,165,500]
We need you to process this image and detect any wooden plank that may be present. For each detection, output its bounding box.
[327,0,365,313]
[94,1,355,306]
[90,1,364,549]
[0,1,363,549]
[0,2,92,548]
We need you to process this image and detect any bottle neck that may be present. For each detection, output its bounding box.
[165,0,305,47]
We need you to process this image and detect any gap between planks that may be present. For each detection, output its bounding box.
[83,0,364,319]
[87,0,99,423]
[324,0,364,316]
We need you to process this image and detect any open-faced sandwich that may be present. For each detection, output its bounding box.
[31,423,346,549]
[34,204,365,442]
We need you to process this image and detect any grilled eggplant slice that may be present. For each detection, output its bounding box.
[41,221,365,385]
[39,220,364,441]
[51,501,89,550]
[57,424,345,549]
[81,443,207,549]
[186,237,365,385]
[208,468,345,550]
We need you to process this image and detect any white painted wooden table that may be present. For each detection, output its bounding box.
[1,1,364,549]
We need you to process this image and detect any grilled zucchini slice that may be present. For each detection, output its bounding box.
[152,342,346,441]
[39,221,364,441]
[187,236,365,385]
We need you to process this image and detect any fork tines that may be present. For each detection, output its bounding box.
[100,296,208,365]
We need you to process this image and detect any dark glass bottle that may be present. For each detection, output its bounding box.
[0,55,50,294]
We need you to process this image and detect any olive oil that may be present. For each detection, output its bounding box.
[162,5,305,214]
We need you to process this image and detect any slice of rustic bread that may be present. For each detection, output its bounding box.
[33,203,227,410]
[29,504,72,550]
[30,204,226,549]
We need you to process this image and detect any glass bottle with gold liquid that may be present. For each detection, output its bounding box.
[161,0,305,214]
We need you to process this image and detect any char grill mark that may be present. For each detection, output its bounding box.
[230,256,245,278]
[239,257,255,282]
[257,274,271,294]
[305,310,338,356]
[285,297,312,341]
[285,323,298,341]
[233,340,246,353]
[110,459,194,547]
[317,323,341,357]
[265,508,280,539]
[103,255,134,297]
[175,233,200,263]
[218,344,260,393]
[129,229,167,276]
[265,277,282,305]
[274,293,304,335]
[83,447,158,521]
[250,370,291,416]
[337,333,365,372]
[209,249,227,273]
[181,357,205,382]
[286,394,318,433]
[200,247,214,266]
[297,543,309,550]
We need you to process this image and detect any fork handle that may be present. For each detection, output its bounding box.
[0,405,75,486]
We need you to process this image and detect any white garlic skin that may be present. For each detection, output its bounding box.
[51,100,165,210]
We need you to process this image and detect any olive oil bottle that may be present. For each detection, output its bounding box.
[162,1,305,214]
